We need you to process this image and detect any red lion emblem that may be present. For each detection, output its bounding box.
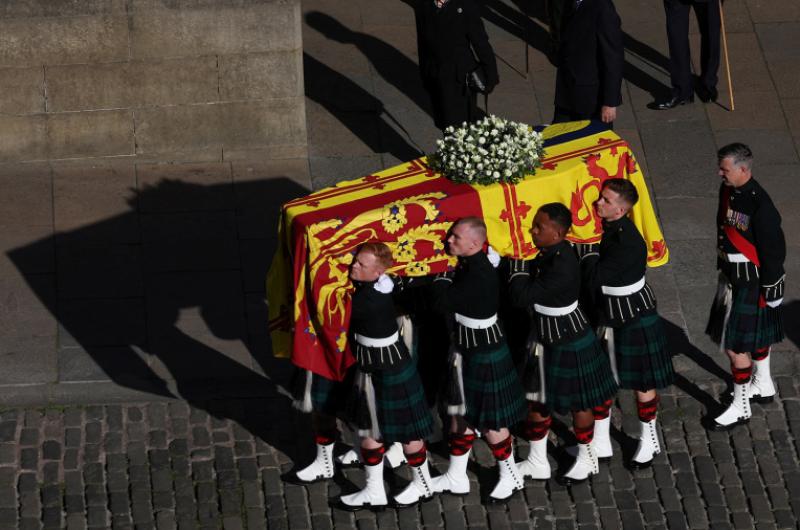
[570,151,635,234]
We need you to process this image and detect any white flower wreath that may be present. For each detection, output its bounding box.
[428,115,545,186]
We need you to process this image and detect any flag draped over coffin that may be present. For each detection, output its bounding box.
[267,120,669,381]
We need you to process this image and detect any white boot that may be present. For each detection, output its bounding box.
[393,459,434,507]
[384,442,408,469]
[336,448,361,467]
[566,416,613,460]
[714,381,752,430]
[592,416,613,459]
[517,437,550,480]
[750,356,776,403]
[489,453,524,502]
[630,419,660,469]
[430,451,471,495]
[559,443,598,486]
[338,460,387,511]
[294,443,335,483]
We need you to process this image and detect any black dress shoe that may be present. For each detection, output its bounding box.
[653,95,694,110]
[696,85,718,103]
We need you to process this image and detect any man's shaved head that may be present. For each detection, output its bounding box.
[453,217,487,245]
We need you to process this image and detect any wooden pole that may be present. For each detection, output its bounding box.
[719,0,734,111]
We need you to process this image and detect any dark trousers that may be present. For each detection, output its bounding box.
[423,77,480,131]
[664,0,721,99]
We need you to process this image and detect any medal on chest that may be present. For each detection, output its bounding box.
[724,208,750,231]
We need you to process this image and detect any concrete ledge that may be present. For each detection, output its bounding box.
[0,16,129,67]
[46,58,220,112]
[130,4,301,59]
[0,0,126,18]
[219,51,304,101]
[47,110,134,159]
[0,67,44,114]
[0,114,47,161]
[134,100,306,154]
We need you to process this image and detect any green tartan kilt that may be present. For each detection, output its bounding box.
[545,329,618,415]
[364,359,434,444]
[614,312,675,391]
[462,342,527,431]
[706,282,784,353]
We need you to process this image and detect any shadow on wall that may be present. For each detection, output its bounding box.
[7,175,309,458]
[304,52,424,161]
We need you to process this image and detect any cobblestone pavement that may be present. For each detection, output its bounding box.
[1,0,800,528]
[2,374,800,529]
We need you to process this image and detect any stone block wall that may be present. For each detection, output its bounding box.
[0,0,306,163]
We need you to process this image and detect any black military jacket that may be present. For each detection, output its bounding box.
[508,240,590,345]
[716,178,786,293]
[432,251,499,318]
[351,280,398,339]
[350,280,408,370]
[581,216,658,326]
[432,251,505,351]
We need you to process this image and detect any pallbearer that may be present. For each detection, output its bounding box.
[431,217,527,503]
[509,203,617,485]
[581,179,675,468]
[706,143,785,430]
[336,243,435,510]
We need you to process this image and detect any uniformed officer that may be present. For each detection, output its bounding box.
[336,243,436,510]
[706,143,786,430]
[430,217,527,502]
[581,179,675,468]
[509,203,618,485]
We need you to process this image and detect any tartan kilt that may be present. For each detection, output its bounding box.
[706,281,784,353]
[348,359,434,444]
[462,342,527,431]
[615,313,675,391]
[545,329,618,415]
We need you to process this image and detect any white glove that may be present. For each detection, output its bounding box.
[374,274,395,293]
[487,245,501,268]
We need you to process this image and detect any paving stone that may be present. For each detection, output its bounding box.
[85,423,102,444]
[19,428,38,447]
[64,428,81,448]
[0,443,15,465]
[126,423,146,442]
[748,494,775,523]
[87,506,108,526]
[103,432,123,453]
[16,474,36,497]
[192,428,211,448]
[0,424,16,444]
[19,448,37,470]
[84,444,101,463]
[85,485,107,507]
[42,462,59,484]
[212,432,230,444]
[731,511,755,529]
[65,494,85,514]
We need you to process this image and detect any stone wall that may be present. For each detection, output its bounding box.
[0,0,306,163]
